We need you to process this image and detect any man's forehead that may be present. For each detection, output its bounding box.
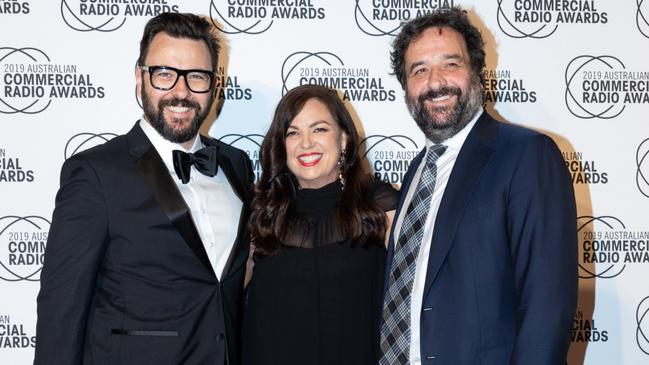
[416,26,464,42]
[407,26,469,56]
[145,33,211,64]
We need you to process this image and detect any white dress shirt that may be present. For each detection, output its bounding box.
[391,111,482,364]
[139,119,242,280]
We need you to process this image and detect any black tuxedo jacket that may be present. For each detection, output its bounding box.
[34,123,253,365]
[386,111,577,364]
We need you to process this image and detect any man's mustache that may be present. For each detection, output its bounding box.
[417,86,462,104]
[159,98,200,110]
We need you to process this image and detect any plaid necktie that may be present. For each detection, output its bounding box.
[380,144,447,364]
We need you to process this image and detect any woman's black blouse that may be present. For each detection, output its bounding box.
[242,180,398,365]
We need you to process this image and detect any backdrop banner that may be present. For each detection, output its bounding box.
[1,1,648,364]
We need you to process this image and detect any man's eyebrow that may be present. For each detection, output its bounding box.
[408,54,465,72]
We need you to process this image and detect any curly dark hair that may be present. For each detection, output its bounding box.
[390,7,486,90]
[137,13,220,72]
[251,84,386,256]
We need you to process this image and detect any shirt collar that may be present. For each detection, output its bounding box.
[425,109,483,152]
[139,117,203,173]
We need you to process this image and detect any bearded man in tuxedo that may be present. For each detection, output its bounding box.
[34,12,252,365]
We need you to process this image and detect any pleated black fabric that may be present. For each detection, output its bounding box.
[242,180,398,365]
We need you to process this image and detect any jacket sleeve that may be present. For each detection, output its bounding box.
[34,155,109,365]
[507,134,578,365]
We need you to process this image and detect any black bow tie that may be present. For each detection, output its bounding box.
[172,146,219,184]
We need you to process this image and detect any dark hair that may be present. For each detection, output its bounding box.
[391,7,486,89]
[137,12,220,72]
[251,84,386,256]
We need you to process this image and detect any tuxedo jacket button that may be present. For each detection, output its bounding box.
[216,333,225,341]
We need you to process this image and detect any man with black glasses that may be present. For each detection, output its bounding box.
[34,13,253,365]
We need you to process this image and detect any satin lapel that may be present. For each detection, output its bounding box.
[203,138,248,203]
[201,137,251,280]
[221,205,250,281]
[127,125,215,278]
[422,113,498,298]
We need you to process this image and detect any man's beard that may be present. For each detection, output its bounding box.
[142,89,214,144]
[406,75,483,143]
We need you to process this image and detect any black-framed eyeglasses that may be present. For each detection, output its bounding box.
[141,65,215,93]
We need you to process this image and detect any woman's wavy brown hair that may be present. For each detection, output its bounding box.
[251,84,386,256]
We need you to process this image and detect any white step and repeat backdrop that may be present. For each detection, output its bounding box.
[2,1,649,364]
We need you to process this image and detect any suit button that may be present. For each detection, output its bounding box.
[216,333,225,341]
[425,355,437,360]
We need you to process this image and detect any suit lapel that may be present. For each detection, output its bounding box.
[202,137,248,203]
[127,124,216,278]
[201,136,251,280]
[422,112,498,297]
[221,208,249,280]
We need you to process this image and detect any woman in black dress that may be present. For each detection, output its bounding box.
[242,84,398,365]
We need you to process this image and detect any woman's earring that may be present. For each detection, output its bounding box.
[338,149,346,190]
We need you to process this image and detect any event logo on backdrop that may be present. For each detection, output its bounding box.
[0,147,34,183]
[562,151,608,185]
[64,132,118,160]
[0,314,35,349]
[638,296,649,355]
[482,69,537,104]
[496,0,608,38]
[564,55,649,119]
[0,47,105,114]
[637,138,649,198]
[637,0,649,38]
[0,215,49,282]
[281,51,397,102]
[0,0,30,14]
[60,0,180,32]
[219,133,263,181]
[216,66,252,101]
[209,0,326,35]
[361,135,419,185]
[572,309,608,343]
[577,215,649,279]
[353,0,454,36]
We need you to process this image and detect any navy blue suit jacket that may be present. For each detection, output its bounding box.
[386,111,577,364]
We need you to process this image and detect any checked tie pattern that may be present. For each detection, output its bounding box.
[380,144,447,364]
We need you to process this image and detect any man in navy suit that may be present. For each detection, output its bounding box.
[34,13,252,365]
[380,7,577,365]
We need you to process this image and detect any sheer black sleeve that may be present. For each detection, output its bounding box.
[369,180,399,212]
